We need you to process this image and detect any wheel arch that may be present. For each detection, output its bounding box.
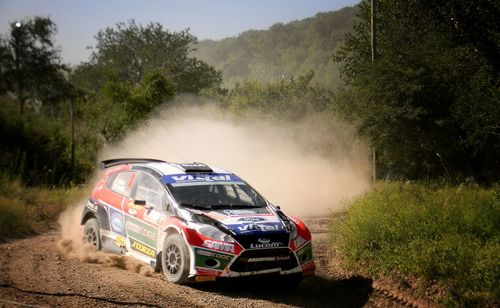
[81,204,110,232]
[155,226,184,272]
[81,211,96,225]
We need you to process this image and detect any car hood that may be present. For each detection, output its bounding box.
[189,206,289,236]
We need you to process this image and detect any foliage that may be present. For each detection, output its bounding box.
[204,71,332,120]
[0,16,74,114]
[331,182,500,306]
[333,0,500,182]
[81,72,176,142]
[0,174,87,240]
[194,7,357,89]
[71,20,223,142]
[0,96,99,185]
[73,20,222,93]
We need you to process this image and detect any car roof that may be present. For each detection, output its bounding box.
[101,158,231,176]
[147,162,230,176]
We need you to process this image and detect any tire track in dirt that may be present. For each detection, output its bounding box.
[0,283,162,307]
[0,218,435,308]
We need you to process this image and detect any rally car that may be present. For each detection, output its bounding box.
[81,158,315,284]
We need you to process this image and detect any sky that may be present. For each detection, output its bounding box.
[0,0,359,65]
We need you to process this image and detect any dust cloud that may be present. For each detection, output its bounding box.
[102,95,372,218]
[57,94,370,271]
[57,239,154,277]
[57,183,153,276]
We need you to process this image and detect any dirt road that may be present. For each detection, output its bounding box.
[0,218,418,307]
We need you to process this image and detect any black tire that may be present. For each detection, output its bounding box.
[83,218,102,250]
[161,234,190,284]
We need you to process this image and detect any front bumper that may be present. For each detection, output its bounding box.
[190,242,315,280]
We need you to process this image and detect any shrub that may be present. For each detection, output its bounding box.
[0,175,87,240]
[331,182,500,305]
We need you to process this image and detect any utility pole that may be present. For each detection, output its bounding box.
[69,98,75,183]
[371,0,377,63]
[13,22,24,114]
[371,0,377,183]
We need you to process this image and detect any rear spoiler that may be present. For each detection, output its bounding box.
[100,158,167,170]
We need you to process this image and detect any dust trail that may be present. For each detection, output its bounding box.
[57,239,153,276]
[57,190,153,276]
[102,95,372,218]
[57,94,369,271]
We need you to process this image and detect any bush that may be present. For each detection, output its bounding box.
[0,175,87,240]
[331,182,500,305]
[0,197,32,237]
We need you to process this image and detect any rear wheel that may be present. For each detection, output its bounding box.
[161,234,190,284]
[83,218,102,250]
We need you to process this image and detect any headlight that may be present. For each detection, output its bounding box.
[196,224,234,243]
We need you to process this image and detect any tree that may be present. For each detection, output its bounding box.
[0,17,71,114]
[333,0,500,181]
[82,71,175,142]
[193,7,358,89]
[73,20,221,94]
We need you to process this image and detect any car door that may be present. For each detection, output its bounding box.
[125,172,169,259]
[107,170,138,237]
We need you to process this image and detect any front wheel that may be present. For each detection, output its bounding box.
[83,218,102,250]
[161,234,190,284]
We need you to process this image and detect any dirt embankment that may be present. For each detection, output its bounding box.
[0,219,431,308]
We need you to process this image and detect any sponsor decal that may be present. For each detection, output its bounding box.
[86,200,97,212]
[127,202,143,216]
[124,216,158,248]
[130,239,156,258]
[145,210,166,225]
[237,223,282,233]
[202,239,235,253]
[258,238,270,243]
[111,212,124,233]
[238,217,266,223]
[293,236,307,249]
[114,236,126,248]
[296,243,313,265]
[249,241,284,249]
[128,202,143,210]
[108,208,126,236]
[246,256,290,262]
[223,209,257,216]
[194,248,233,271]
[196,249,232,261]
[162,173,242,184]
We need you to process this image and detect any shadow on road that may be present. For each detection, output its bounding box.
[193,275,373,308]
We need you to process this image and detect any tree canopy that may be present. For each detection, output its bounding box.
[333,0,500,181]
[71,20,222,142]
[73,20,221,93]
[0,17,73,114]
[193,7,357,88]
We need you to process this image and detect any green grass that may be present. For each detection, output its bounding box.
[0,175,87,240]
[330,182,500,306]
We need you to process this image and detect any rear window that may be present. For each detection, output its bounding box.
[110,171,137,197]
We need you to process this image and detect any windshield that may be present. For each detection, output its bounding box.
[167,182,267,209]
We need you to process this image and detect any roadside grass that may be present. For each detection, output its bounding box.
[330,182,500,306]
[0,175,87,240]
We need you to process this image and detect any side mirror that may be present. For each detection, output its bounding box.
[134,200,146,206]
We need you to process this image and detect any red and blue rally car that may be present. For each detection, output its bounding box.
[81,158,315,284]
